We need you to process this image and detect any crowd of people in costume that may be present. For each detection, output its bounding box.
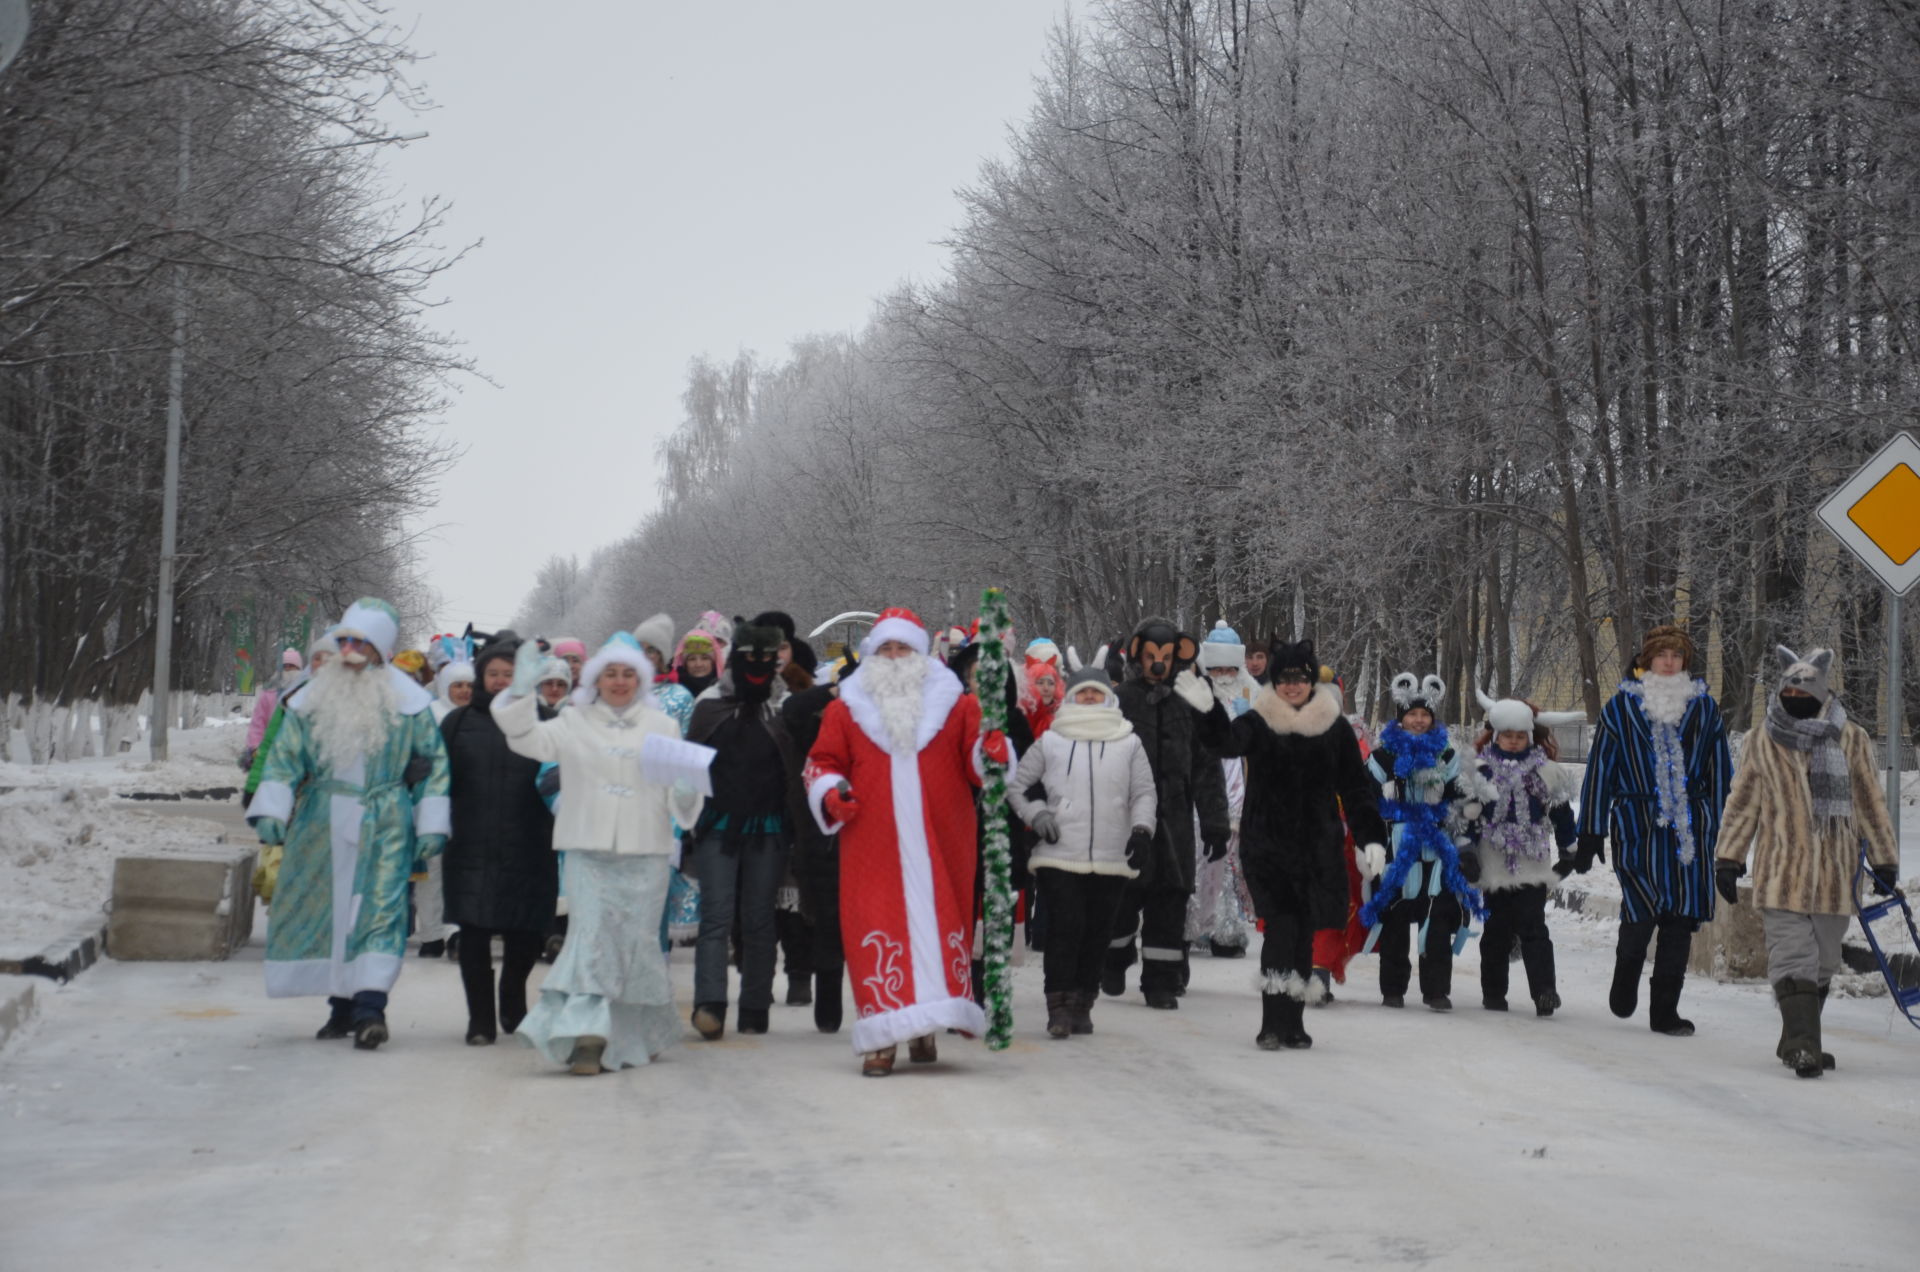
[240,599,1904,1081]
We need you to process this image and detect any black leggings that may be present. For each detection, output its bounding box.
[457,926,543,1039]
[1038,870,1127,995]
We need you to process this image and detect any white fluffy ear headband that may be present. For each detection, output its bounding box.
[1390,671,1446,711]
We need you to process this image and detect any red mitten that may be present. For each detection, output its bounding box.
[981,730,1011,765]
[824,783,860,826]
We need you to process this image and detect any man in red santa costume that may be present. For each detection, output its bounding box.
[805,608,1012,1077]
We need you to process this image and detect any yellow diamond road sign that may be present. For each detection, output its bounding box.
[1818,431,1920,595]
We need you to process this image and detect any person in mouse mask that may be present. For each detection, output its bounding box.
[1100,617,1232,1010]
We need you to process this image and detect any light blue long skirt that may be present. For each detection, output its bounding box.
[517,851,679,1070]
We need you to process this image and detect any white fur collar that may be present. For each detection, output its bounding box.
[1250,682,1343,737]
[1626,672,1702,727]
[839,659,965,755]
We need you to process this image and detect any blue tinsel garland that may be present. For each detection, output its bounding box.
[1360,723,1489,926]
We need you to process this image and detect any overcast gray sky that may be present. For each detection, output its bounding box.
[379,1,1072,637]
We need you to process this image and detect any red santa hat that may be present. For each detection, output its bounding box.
[859,607,931,657]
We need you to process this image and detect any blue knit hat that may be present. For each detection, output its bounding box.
[1198,620,1246,670]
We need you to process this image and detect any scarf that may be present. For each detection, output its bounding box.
[1621,675,1705,865]
[1765,695,1852,829]
[1049,702,1134,743]
[1481,746,1552,874]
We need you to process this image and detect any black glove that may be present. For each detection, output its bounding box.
[1459,851,1481,884]
[1030,810,1061,844]
[536,767,561,801]
[1203,831,1230,863]
[402,755,433,788]
[237,748,255,773]
[1869,864,1902,898]
[1714,861,1743,906]
[1572,833,1606,875]
[1125,828,1153,875]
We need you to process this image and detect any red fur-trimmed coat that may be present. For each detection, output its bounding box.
[804,664,990,1054]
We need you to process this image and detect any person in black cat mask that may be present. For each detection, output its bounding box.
[683,618,810,1039]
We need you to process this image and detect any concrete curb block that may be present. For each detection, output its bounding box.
[0,975,37,1053]
[0,915,109,983]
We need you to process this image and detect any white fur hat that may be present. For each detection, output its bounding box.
[573,634,656,708]
[335,598,401,663]
[633,613,675,661]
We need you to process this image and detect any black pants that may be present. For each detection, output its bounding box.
[457,927,542,1039]
[1617,914,1695,978]
[1038,870,1127,995]
[1377,889,1462,999]
[776,906,813,979]
[1480,885,1554,1001]
[1104,883,1189,992]
[799,846,843,973]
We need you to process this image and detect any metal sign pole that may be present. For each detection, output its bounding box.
[1890,589,1905,849]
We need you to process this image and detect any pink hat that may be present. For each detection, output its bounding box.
[550,638,588,660]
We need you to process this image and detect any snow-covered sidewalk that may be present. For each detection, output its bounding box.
[1,909,1914,1271]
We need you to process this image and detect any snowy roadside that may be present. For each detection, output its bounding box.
[0,720,256,958]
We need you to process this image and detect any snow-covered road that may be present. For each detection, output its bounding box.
[2,911,1915,1271]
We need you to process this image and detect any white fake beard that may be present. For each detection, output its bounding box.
[861,652,930,753]
[305,658,398,770]
[1638,672,1696,726]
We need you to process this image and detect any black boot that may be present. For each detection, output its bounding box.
[1256,992,1286,1050]
[1609,955,1642,1018]
[1815,981,1836,1070]
[813,971,843,1034]
[1070,989,1095,1036]
[1210,940,1246,959]
[1143,988,1179,1010]
[315,997,354,1040]
[418,939,445,959]
[1045,991,1074,1040]
[1774,978,1822,1077]
[737,1006,769,1035]
[1647,973,1695,1036]
[1277,992,1312,1049]
[1534,990,1561,1018]
[786,973,812,1007]
[353,1015,389,1050]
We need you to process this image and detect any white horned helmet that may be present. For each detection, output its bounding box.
[1475,687,1588,735]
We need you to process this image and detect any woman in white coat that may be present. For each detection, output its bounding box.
[495,634,703,1074]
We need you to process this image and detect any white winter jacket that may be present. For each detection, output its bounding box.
[494,691,702,856]
[1009,730,1157,878]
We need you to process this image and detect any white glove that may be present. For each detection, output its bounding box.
[1460,800,1484,823]
[1422,783,1443,805]
[1173,667,1215,713]
[508,640,545,698]
[1359,843,1387,881]
[1381,780,1399,802]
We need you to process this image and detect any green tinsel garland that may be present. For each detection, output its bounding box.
[975,587,1016,1050]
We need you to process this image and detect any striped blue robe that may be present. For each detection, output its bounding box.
[1576,680,1731,923]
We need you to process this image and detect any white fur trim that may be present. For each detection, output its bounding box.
[572,641,657,708]
[413,794,451,837]
[849,996,986,1055]
[807,771,848,836]
[1256,969,1325,1003]
[1250,682,1342,737]
[839,659,963,756]
[1485,698,1536,734]
[249,780,294,826]
[859,615,931,657]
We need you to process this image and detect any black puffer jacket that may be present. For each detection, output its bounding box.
[440,686,557,934]
[1113,674,1231,894]
[1222,683,1386,928]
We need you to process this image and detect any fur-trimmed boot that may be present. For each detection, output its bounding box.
[1256,992,1286,1050]
[1070,989,1095,1036]
[1774,978,1822,1077]
[1647,974,1695,1036]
